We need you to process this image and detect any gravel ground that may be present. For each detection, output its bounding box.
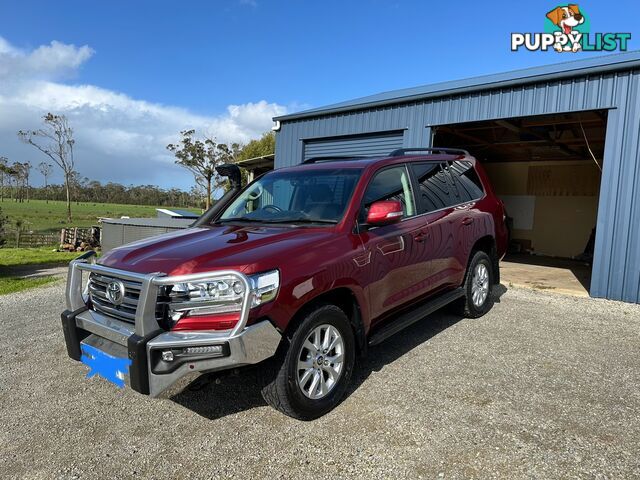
[1,279,639,479]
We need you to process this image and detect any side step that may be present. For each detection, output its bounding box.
[368,288,465,346]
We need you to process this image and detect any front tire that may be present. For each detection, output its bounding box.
[453,250,494,318]
[261,304,355,420]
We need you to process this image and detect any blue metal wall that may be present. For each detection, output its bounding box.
[275,70,640,303]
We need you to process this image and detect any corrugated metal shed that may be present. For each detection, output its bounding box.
[100,217,194,253]
[274,52,640,303]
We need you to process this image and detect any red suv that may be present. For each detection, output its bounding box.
[62,148,507,419]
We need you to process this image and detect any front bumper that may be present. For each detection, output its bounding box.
[62,252,281,397]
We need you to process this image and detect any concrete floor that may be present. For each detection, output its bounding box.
[500,254,592,297]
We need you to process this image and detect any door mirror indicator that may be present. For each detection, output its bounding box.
[366,200,403,226]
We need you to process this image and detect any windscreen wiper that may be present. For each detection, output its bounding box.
[217,217,266,223]
[261,218,338,225]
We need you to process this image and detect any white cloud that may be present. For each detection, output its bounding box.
[0,36,287,189]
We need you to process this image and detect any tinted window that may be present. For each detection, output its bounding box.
[410,162,457,213]
[448,161,484,202]
[362,165,416,220]
[219,168,361,224]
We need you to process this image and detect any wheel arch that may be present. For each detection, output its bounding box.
[285,287,367,357]
[470,235,500,285]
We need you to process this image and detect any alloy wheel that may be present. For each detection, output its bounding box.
[296,324,345,400]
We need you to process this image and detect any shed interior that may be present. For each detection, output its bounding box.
[433,110,608,295]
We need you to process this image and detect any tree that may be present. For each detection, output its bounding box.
[0,156,8,202]
[13,217,25,248]
[5,163,20,202]
[21,161,31,202]
[68,170,89,205]
[37,162,53,203]
[0,207,7,246]
[236,131,275,161]
[167,130,238,210]
[18,113,76,222]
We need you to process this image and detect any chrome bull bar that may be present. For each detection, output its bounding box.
[62,250,281,397]
[66,250,254,338]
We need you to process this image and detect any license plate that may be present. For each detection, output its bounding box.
[80,343,132,388]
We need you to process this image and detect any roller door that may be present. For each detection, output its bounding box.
[303,131,404,161]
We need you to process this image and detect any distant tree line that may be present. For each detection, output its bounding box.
[2,113,277,218]
[1,180,202,208]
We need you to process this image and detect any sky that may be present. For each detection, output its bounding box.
[0,0,637,190]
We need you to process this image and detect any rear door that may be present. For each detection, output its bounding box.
[409,162,461,292]
[357,164,431,322]
[445,160,487,284]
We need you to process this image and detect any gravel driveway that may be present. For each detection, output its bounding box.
[1,280,639,479]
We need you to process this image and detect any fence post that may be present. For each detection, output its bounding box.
[72,227,78,246]
[60,229,65,246]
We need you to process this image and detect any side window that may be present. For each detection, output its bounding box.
[362,165,416,220]
[448,161,484,202]
[410,162,458,213]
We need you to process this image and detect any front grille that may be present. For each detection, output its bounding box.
[88,273,142,323]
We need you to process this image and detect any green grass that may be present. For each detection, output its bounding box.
[0,199,200,232]
[0,246,80,267]
[0,275,59,295]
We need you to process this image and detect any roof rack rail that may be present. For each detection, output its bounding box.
[388,147,470,157]
[302,155,368,164]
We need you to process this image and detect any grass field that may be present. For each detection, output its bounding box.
[0,247,81,267]
[0,247,77,295]
[0,275,59,295]
[0,199,200,232]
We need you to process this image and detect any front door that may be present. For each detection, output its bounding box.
[357,164,432,323]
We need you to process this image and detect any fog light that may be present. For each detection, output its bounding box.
[185,345,224,356]
[161,351,174,362]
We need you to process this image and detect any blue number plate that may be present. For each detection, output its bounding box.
[80,343,132,388]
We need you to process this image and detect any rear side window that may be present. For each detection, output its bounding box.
[362,165,416,220]
[410,162,458,213]
[448,161,484,203]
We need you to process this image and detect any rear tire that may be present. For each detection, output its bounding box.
[261,304,355,420]
[452,250,494,318]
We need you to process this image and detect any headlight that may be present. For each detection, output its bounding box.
[168,276,245,320]
[166,270,280,329]
[250,270,280,307]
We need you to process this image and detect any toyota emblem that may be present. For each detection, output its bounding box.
[106,280,126,305]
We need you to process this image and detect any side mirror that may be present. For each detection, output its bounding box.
[366,200,403,226]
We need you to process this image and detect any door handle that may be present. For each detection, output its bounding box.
[462,217,474,226]
[413,230,430,242]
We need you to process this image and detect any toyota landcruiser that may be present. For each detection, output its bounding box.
[61,148,508,419]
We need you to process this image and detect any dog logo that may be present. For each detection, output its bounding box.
[511,5,631,52]
[546,4,585,52]
[106,280,125,305]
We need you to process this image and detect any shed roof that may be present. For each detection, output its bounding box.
[156,208,200,219]
[275,51,640,122]
[236,154,275,170]
[99,217,195,228]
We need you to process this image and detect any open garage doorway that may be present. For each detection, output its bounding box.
[433,110,608,296]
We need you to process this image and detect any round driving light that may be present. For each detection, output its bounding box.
[161,351,174,362]
[232,281,243,294]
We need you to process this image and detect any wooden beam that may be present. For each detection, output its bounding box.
[437,126,491,146]
[494,119,584,157]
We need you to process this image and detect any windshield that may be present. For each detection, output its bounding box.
[218,168,361,225]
